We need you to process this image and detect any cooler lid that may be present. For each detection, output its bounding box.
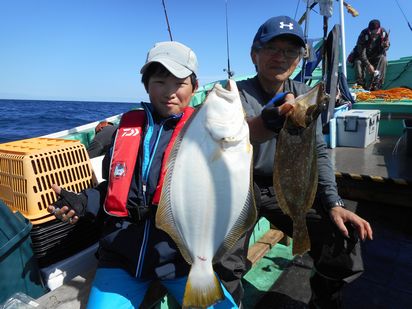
[336,109,380,119]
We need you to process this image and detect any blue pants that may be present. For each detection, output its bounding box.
[87,268,238,309]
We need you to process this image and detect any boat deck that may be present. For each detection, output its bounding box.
[252,135,412,308]
[328,135,412,181]
[33,136,412,308]
[255,200,412,309]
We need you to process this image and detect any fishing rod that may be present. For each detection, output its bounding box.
[162,0,174,41]
[394,0,412,32]
[223,0,234,79]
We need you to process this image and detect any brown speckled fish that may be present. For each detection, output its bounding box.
[273,82,328,256]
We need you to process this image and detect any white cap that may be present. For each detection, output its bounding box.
[140,41,198,78]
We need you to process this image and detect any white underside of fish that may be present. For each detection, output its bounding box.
[156,80,256,308]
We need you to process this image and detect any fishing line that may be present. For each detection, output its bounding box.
[293,0,301,20]
[224,0,234,78]
[394,0,412,31]
[162,0,174,41]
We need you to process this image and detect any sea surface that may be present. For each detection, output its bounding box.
[0,99,136,143]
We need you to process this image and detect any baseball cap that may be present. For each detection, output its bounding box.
[252,16,305,48]
[140,41,198,78]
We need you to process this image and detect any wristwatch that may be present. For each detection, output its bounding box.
[329,199,346,209]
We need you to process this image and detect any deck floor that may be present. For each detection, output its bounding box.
[328,135,412,181]
[34,136,412,309]
[253,136,412,308]
[255,200,412,309]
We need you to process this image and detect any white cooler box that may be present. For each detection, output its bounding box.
[336,109,380,148]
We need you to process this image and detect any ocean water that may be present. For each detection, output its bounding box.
[0,99,136,143]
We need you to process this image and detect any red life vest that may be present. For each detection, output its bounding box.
[104,107,194,217]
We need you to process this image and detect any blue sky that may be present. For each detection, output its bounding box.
[1,0,411,102]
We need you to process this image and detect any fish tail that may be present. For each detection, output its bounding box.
[182,262,224,308]
[292,216,311,256]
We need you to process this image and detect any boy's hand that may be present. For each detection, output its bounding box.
[47,184,86,224]
[261,92,294,132]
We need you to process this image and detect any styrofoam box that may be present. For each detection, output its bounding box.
[336,109,380,148]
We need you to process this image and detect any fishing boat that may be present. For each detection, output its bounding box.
[1,55,412,308]
[2,1,412,308]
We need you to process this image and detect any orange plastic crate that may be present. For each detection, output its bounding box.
[0,138,94,224]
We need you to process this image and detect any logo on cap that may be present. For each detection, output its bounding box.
[279,22,294,30]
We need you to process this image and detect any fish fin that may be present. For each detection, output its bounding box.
[292,215,311,256]
[213,172,258,263]
[273,131,292,217]
[183,262,224,308]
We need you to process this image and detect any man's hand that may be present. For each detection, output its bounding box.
[329,206,373,241]
[368,64,375,75]
[47,184,85,224]
[261,92,294,132]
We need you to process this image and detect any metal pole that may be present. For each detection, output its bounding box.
[301,0,312,82]
[339,0,347,76]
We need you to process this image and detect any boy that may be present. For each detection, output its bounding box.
[48,41,238,309]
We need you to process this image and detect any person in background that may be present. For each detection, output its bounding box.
[47,41,238,309]
[350,19,390,90]
[87,121,117,158]
[217,16,373,309]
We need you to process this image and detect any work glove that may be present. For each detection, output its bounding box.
[53,188,88,217]
[261,92,293,133]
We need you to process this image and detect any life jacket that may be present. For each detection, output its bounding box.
[104,106,194,217]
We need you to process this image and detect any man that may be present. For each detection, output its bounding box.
[351,19,390,90]
[218,16,373,308]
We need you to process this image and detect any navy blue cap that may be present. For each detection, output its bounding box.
[253,16,305,48]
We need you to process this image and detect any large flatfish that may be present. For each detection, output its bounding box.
[273,82,328,256]
[156,79,257,308]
